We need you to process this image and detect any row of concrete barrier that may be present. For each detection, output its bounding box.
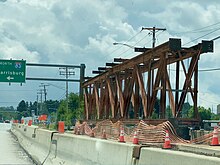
[190,129,212,140]
[11,124,136,165]
[11,124,220,165]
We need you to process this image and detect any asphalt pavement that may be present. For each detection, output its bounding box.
[0,123,34,165]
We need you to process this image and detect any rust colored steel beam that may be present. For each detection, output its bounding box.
[84,119,167,125]
[83,39,174,87]
[83,39,213,121]
[84,40,211,88]
[114,58,129,62]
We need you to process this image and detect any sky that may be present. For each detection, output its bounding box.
[0,0,220,112]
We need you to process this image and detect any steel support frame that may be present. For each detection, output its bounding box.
[83,39,210,120]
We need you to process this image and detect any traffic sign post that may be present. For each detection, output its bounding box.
[0,59,26,83]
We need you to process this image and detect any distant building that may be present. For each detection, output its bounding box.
[217,104,220,115]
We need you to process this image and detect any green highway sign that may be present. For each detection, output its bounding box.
[0,59,26,83]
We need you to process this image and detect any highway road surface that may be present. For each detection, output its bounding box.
[0,123,34,165]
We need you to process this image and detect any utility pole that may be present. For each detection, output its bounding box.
[141,27,166,48]
[39,83,49,102]
[141,26,166,118]
[59,67,75,112]
[36,95,39,116]
[37,89,44,115]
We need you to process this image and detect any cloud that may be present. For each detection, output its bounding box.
[0,0,134,65]
[140,1,220,36]
[0,0,137,106]
[0,37,39,62]
[0,0,220,111]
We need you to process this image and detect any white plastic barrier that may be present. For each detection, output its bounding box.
[138,147,220,165]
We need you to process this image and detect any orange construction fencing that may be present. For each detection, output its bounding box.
[74,120,220,146]
[74,120,190,144]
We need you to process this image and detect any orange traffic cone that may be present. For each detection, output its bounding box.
[74,127,77,134]
[119,127,125,143]
[133,131,139,145]
[163,130,172,149]
[101,130,107,140]
[210,126,219,146]
[76,127,80,135]
[90,130,95,137]
[28,120,32,126]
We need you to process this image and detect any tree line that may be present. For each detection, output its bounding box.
[0,94,219,125]
[0,93,83,127]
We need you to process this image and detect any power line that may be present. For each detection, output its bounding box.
[108,30,142,56]
[172,28,220,34]
[0,102,18,103]
[116,33,151,58]
[183,27,220,46]
[199,68,220,72]
[125,29,143,42]
[58,92,66,100]
[116,31,154,58]
[119,30,166,58]
[141,27,166,48]
[47,83,65,90]
[113,22,220,58]
[154,30,166,45]
[211,36,220,41]
[0,90,33,91]
[169,21,220,34]
[199,96,219,105]
[39,83,49,102]
[169,67,220,72]
[134,32,153,47]
[107,26,166,60]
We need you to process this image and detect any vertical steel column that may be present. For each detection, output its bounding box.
[160,55,167,118]
[123,70,129,118]
[84,87,89,120]
[194,61,199,119]
[124,70,135,119]
[147,62,151,118]
[151,27,156,103]
[80,64,86,99]
[176,50,201,117]
[88,84,92,119]
[105,86,110,119]
[134,77,140,118]
[175,61,180,116]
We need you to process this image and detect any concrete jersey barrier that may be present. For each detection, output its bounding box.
[138,147,220,165]
[11,124,136,165]
[44,133,135,165]
[11,124,57,164]
[11,124,220,165]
